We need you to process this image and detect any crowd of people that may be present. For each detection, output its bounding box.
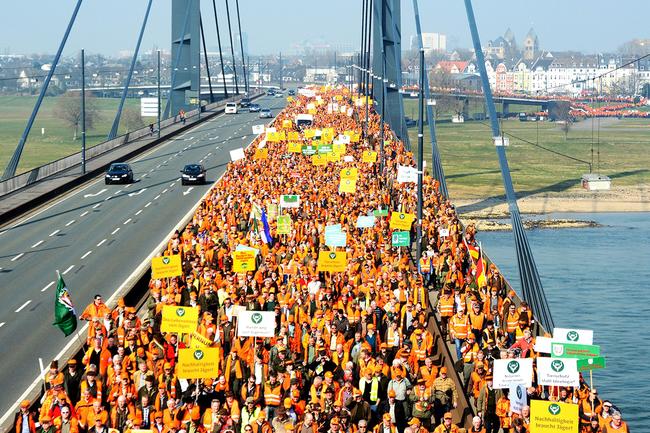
[14,85,629,433]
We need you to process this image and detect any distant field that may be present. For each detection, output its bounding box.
[0,96,157,175]
[408,117,650,200]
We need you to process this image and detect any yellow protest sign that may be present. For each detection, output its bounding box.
[287,142,302,153]
[335,95,342,101]
[176,348,220,379]
[286,96,294,102]
[317,251,348,272]
[282,120,292,129]
[232,250,256,272]
[344,130,356,137]
[278,131,286,141]
[308,108,316,115]
[340,168,359,180]
[389,212,415,230]
[304,129,316,139]
[190,331,213,349]
[350,133,360,143]
[151,255,183,279]
[287,131,300,141]
[328,152,341,162]
[362,151,378,163]
[339,178,357,193]
[161,306,199,334]
[267,131,280,142]
[254,148,268,160]
[276,215,292,235]
[530,400,578,433]
[312,154,328,166]
[333,143,346,154]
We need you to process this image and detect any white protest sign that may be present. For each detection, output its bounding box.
[397,165,418,183]
[492,358,533,389]
[230,148,245,162]
[265,127,277,133]
[140,97,158,117]
[252,124,265,134]
[534,336,553,354]
[343,155,355,162]
[553,328,594,345]
[356,215,377,228]
[280,195,300,208]
[537,358,580,387]
[509,384,527,415]
[237,311,276,337]
[438,228,450,237]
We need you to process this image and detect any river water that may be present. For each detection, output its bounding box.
[476,212,650,430]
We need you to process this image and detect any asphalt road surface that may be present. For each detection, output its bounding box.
[0,94,287,417]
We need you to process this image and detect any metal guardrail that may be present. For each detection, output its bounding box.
[0,92,260,198]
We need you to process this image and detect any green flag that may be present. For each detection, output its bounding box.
[53,272,77,337]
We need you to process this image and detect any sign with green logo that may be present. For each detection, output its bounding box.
[193,349,204,360]
[373,209,389,217]
[553,327,593,345]
[177,348,219,379]
[493,358,533,389]
[537,358,579,387]
[530,400,578,433]
[392,231,410,247]
[577,356,606,372]
[237,310,276,337]
[277,215,292,235]
[509,384,527,415]
[318,144,333,154]
[176,308,185,317]
[161,306,199,334]
[551,342,600,359]
[302,145,317,155]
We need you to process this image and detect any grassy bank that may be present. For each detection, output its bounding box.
[407,117,650,200]
[0,96,157,174]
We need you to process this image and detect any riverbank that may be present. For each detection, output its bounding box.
[454,186,650,217]
[461,217,600,231]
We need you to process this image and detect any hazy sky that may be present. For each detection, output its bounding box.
[1,1,647,57]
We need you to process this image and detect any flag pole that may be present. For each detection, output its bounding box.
[38,357,47,395]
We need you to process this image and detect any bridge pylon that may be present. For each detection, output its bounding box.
[169,0,201,118]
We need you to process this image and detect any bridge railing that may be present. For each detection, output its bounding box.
[0,91,261,199]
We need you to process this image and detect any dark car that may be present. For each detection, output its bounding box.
[180,164,206,185]
[249,103,261,112]
[259,108,273,119]
[267,89,276,96]
[105,163,133,184]
[239,97,251,109]
[287,89,296,96]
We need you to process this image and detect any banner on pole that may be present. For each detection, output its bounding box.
[551,342,600,359]
[577,356,606,372]
[161,306,199,334]
[537,358,580,387]
[317,251,347,272]
[530,400,578,433]
[151,255,183,279]
[389,212,415,230]
[509,384,527,415]
[176,348,220,379]
[237,311,276,337]
[553,328,594,345]
[280,195,300,208]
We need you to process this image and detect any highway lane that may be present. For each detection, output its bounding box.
[0,94,286,416]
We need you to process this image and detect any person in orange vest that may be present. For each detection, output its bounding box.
[436,287,455,341]
[373,413,398,433]
[264,373,284,420]
[14,400,37,433]
[504,304,519,347]
[432,412,460,433]
[448,306,470,360]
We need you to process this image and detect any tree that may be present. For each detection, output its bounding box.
[549,101,573,140]
[54,91,100,140]
[642,83,650,99]
[122,107,144,133]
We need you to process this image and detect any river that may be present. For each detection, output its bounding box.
[476,212,650,430]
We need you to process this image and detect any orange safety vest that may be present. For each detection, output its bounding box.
[412,339,428,361]
[469,311,486,331]
[386,328,400,347]
[438,296,454,317]
[506,312,519,333]
[264,382,282,407]
[450,314,470,339]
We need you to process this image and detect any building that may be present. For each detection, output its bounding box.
[523,28,539,60]
[410,33,446,53]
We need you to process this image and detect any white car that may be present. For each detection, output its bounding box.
[225,102,238,114]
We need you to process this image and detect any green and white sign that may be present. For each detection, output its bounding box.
[392,231,410,247]
[237,310,276,337]
[553,328,594,345]
[551,342,600,359]
[318,144,333,154]
[577,356,606,372]
[492,358,533,389]
[280,195,300,208]
[537,358,579,387]
[373,209,389,217]
[302,145,317,155]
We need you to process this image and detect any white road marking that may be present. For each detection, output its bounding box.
[11,253,24,261]
[135,210,143,216]
[97,239,107,247]
[80,211,89,217]
[154,195,161,200]
[242,136,247,140]
[41,281,55,292]
[111,228,120,235]
[83,188,107,198]
[145,202,152,208]
[49,230,60,237]
[162,188,168,194]
[169,182,176,188]
[15,300,31,313]
[207,152,212,156]
[140,174,147,179]
[0,231,6,236]
[62,265,74,275]
[128,188,147,197]
[31,240,44,248]
[183,187,194,196]
[104,196,111,201]
[93,203,101,209]
[149,168,155,172]
[123,218,132,225]
[0,322,5,328]
[81,251,92,259]
[65,220,75,226]
[114,190,122,195]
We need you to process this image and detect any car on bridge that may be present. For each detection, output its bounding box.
[249,103,261,112]
[225,102,238,114]
[259,108,273,119]
[105,163,134,185]
[239,97,252,109]
[180,164,207,185]
[288,89,296,96]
